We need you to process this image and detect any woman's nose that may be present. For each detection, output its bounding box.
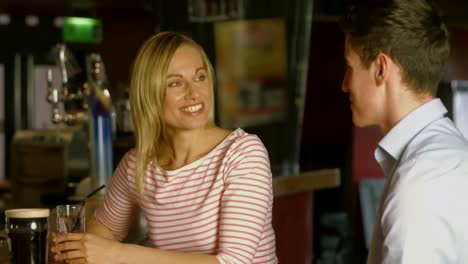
[184,83,199,100]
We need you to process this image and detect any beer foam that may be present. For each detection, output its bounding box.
[5,209,50,218]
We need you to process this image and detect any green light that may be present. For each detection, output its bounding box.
[63,17,102,44]
[65,17,97,26]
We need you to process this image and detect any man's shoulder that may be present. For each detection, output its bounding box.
[396,118,468,185]
[407,117,468,159]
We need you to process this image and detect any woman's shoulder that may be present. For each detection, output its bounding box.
[115,148,138,169]
[222,128,267,154]
[124,148,137,160]
[230,128,263,145]
[222,129,272,175]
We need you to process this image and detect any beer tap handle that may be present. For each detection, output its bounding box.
[46,68,63,124]
[53,43,82,101]
[46,68,58,105]
[48,43,88,126]
[61,112,89,126]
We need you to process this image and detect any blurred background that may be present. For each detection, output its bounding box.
[0,0,468,263]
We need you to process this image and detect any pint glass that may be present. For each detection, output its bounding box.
[5,208,50,264]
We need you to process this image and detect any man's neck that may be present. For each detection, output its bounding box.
[380,88,434,134]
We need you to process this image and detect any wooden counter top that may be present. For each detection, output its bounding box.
[273,168,341,197]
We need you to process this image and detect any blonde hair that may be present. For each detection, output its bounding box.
[129,31,215,194]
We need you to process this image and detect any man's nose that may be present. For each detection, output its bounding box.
[341,81,347,93]
[341,75,349,93]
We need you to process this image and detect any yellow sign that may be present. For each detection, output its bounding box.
[214,18,288,128]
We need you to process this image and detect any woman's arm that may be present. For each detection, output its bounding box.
[215,134,276,263]
[53,230,219,264]
[92,151,138,241]
[86,218,115,240]
[116,244,219,264]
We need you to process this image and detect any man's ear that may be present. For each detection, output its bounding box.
[374,53,388,86]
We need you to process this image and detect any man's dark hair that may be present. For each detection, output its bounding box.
[339,0,450,95]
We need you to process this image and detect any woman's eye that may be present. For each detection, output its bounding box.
[168,81,181,87]
[195,74,206,81]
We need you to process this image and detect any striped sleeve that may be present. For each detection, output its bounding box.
[216,135,274,264]
[93,151,138,241]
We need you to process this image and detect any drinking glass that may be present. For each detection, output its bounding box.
[5,208,50,264]
[0,236,9,264]
[56,204,85,234]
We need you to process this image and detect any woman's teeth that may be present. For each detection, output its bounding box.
[182,104,202,113]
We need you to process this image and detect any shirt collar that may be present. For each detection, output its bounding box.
[377,98,447,161]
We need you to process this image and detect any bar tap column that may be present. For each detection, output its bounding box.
[85,53,113,191]
[47,44,113,195]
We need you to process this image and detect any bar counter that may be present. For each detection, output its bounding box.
[272,168,341,263]
[273,168,341,196]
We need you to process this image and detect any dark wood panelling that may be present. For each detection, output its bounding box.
[0,0,157,16]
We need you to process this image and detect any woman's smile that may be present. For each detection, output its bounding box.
[180,103,204,114]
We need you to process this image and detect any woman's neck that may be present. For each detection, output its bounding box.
[158,126,227,170]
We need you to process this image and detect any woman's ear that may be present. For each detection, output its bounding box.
[374,53,388,86]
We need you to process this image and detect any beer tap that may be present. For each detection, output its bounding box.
[47,43,114,194]
[46,44,88,126]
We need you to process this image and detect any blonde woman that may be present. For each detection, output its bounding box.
[52,31,278,264]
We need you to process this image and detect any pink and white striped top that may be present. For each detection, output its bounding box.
[94,128,278,263]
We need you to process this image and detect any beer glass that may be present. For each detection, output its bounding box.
[0,237,9,264]
[5,208,50,264]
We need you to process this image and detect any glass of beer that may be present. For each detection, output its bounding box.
[0,237,10,264]
[5,208,50,264]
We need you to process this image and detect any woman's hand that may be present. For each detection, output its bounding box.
[51,232,123,264]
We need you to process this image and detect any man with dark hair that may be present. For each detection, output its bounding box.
[340,0,468,263]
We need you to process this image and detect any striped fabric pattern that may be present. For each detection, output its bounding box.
[94,128,278,263]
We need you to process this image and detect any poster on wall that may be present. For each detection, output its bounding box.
[214,18,288,128]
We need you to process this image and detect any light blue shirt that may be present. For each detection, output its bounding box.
[368,99,468,264]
